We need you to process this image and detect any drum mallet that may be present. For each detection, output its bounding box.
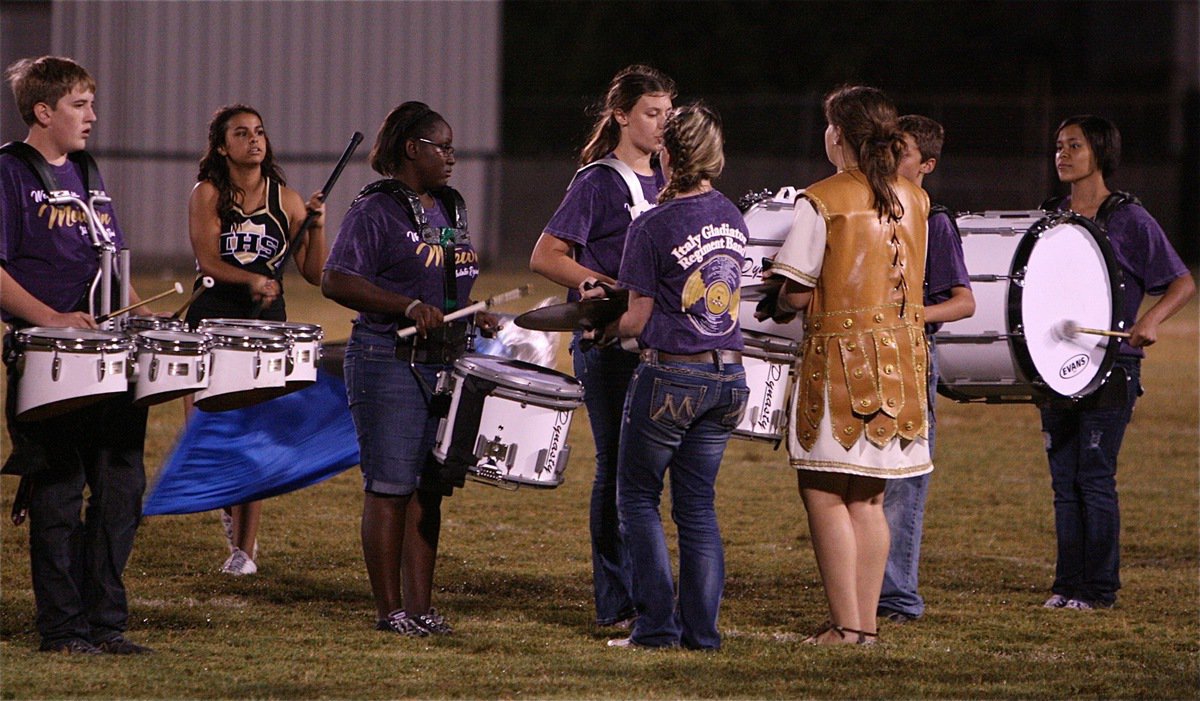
[94,282,184,323]
[397,285,533,339]
[1054,319,1132,341]
[171,276,215,320]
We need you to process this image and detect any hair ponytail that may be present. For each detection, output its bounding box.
[824,86,904,221]
[579,64,676,166]
[658,102,724,203]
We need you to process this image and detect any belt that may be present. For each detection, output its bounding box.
[640,349,742,365]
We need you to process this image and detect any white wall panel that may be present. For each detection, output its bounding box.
[50,0,501,269]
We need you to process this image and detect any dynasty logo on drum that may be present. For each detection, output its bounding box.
[220,221,279,265]
[673,223,747,336]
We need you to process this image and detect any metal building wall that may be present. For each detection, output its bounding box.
[50,0,502,269]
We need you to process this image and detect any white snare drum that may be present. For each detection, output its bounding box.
[201,318,323,387]
[434,355,585,489]
[121,314,185,334]
[14,327,132,422]
[132,329,209,406]
[935,211,1123,403]
[192,323,291,411]
[738,186,807,340]
[732,333,799,443]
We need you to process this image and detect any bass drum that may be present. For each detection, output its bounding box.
[935,211,1124,403]
[737,187,807,341]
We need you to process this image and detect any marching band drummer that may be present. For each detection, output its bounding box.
[764,85,930,645]
[1,56,153,654]
[529,64,676,631]
[322,102,498,638]
[1037,115,1193,612]
[185,104,328,576]
[596,103,748,650]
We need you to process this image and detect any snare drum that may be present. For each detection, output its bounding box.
[132,329,209,406]
[192,323,291,411]
[738,186,807,340]
[732,333,799,443]
[434,355,585,489]
[201,318,323,387]
[935,211,1123,403]
[13,327,132,422]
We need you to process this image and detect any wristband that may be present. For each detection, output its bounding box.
[404,299,422,317]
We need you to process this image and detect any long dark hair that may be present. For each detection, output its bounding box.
[368,101,446,178]
[197,104,286,224]
[659,102,724,203]
[824,85,906,221]
[578,64,676,166]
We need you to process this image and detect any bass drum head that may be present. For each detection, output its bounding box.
[1008,214,1123,399]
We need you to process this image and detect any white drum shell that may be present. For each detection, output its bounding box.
[199,318,322,386]
[132,330,209,406]
[732,334,798,442]
[738,187,807,341]
[192,325,290,411]
[434,355,584,488]
[15,328,131,422]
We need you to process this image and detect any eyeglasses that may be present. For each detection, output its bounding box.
[416,137,455,158]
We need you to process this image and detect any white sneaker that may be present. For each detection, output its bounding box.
[220,548,258,576]
[1043,594,1069,608]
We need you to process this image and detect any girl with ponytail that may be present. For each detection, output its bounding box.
[767,85,932,646]
[529,65,675,632]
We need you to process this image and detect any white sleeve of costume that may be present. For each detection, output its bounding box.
[769,197,825,287]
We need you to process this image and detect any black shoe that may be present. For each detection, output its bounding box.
[96,635,154,655]
[40,638,102,655]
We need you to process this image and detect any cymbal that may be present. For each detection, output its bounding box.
[514,298,627,332]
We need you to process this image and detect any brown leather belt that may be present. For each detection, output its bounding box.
[640,349,743,365]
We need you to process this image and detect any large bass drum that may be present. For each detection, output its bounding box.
[737,187,807,341]
[935,211,1124,403]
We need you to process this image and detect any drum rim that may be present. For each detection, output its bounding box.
[454,353,585,399]
[1007,212,1124,400]
[16,326,132,351]
[201,318,324,341]
[136,329,209,352]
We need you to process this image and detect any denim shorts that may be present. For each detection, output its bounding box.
[343,325,447,496]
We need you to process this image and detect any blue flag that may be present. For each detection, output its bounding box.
[143,369,359,516]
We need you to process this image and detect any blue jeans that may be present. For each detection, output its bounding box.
[1039,357,1140,607]
[573,340,640,624]
[879,337,938,618]
[617,357,748,649]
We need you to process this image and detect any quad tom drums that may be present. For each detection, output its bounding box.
[434,355,584,489]
[200,318,323,387]
[733,333,799,443]
[935,211,1124,403]
[191,323,291,412]
[132,329,210,407]
[738,187,807,341]
[13,327,133,422]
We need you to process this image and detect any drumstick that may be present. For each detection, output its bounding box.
[170,276,215,320]
[1056,319,1132,340]
[94,282,184,323]
[396,285,533,339]
[291,131,364,254]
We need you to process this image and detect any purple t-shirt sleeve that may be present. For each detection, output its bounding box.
[1107,204,1189,296]
[924,210,971,305]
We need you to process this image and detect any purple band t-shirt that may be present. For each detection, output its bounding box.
[618,190,747,355]
[924,209,972,334]
[1,154,125,324]
[1049,197,1189,357]
[543,155,664,301]
[324,191,478,335]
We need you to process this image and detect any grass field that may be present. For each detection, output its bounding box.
[2,267,1196,699]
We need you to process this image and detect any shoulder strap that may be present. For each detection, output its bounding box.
[0,141,60,194]
[929,202,961,238]
[67,150,101,195]
[1095,191,1141,231]
[433,186,469,232]
[570,158,654,220]
[1040,194,1067,213]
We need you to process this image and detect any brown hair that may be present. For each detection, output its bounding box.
[5,56,96,126]
[369,101,446,177]
[824,85,906,220]
[658,102,724,203]
[579,64,677,166]
[197,104,286,225]
[898,114,944,163]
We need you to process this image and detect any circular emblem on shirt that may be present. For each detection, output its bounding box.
[681,254,741,336]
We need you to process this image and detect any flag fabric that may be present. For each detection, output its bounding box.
[143,369,359,516]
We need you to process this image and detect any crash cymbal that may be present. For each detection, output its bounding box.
[514,297,627,332]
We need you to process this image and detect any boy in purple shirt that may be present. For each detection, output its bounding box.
[1038,115,1193,611]
[878,115,975,623]
[1,56,153,655]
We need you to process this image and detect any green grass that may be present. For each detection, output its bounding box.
[2,268,1197,699]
